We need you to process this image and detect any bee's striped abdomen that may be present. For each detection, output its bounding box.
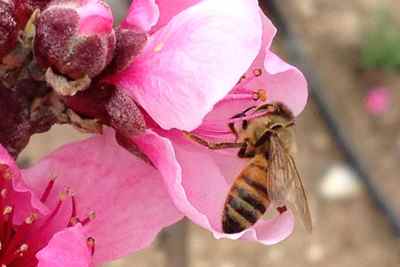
[222,156,271,233]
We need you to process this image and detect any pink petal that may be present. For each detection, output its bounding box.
[121,0,160,32]
[194,12,308,138]
[23,129,183,263]
[36,224,91,267]
[109,0,262,131]
[153,0,201,32]
[148,131,294,244]
[241,12,308,116]
[262,52,308,116]
[77,0,114,35]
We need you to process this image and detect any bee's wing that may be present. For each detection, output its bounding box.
[267,135,312,232]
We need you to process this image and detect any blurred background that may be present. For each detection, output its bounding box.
[21,0,400,266]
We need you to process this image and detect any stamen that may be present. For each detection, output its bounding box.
[87,237,95,256]
[2,206,13,243]
[1,189,7,199]
[253,89,268,102]
[2,206,12,216]
[253,68,263,77]
[1,217,34,264]
[81,211,96,226]
[0,176,95,265]
[16,243,28,256]
[68,196,78,226]
[237,68,264,88]
[1,243,29,265]
[24,213,38,224]
[59,187,73,201]
[40,178,56,203]
[0,165,11,180]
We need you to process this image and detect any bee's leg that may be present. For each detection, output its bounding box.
[230,105,257,119]
[237,143,255,158]
[228,122,238,139]
[255,130,273,147]
[184,132,242,150]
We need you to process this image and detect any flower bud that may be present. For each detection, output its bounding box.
[34,0,116,79]
[107,28,147,73]
[0,0,17,58]
[14,0,52,26]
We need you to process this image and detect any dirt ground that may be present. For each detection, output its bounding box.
[21,0,400,266]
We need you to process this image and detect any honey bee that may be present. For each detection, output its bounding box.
[185,102,312,233]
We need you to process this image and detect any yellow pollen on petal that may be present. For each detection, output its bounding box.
[154,42,165,52]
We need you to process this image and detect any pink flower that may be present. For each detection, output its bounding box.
[133,11,309,244]
[0,129,182,266]
[364,87,391,115]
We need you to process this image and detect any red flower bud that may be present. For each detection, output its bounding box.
[0,0,17,58]
[34,0,115,79]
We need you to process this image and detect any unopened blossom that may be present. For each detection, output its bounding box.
[0,131,181,266]
[34,0,116,81]
[0,0,17,58]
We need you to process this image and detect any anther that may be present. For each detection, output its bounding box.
[3,206,12,216]
[1,189,7,199]
[59,187,73,201]
[237,75,247,84]
[25,213,38,224]
[253,68,263,77]
[253,89,268,102]
[16,243,28,256]
[87,237,95,256]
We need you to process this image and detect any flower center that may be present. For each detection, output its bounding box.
[0,164,95,267]
[193,68,269,139]
[227,68,268,102]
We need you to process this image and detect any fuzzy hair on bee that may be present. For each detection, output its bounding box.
[185,102,312,234]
